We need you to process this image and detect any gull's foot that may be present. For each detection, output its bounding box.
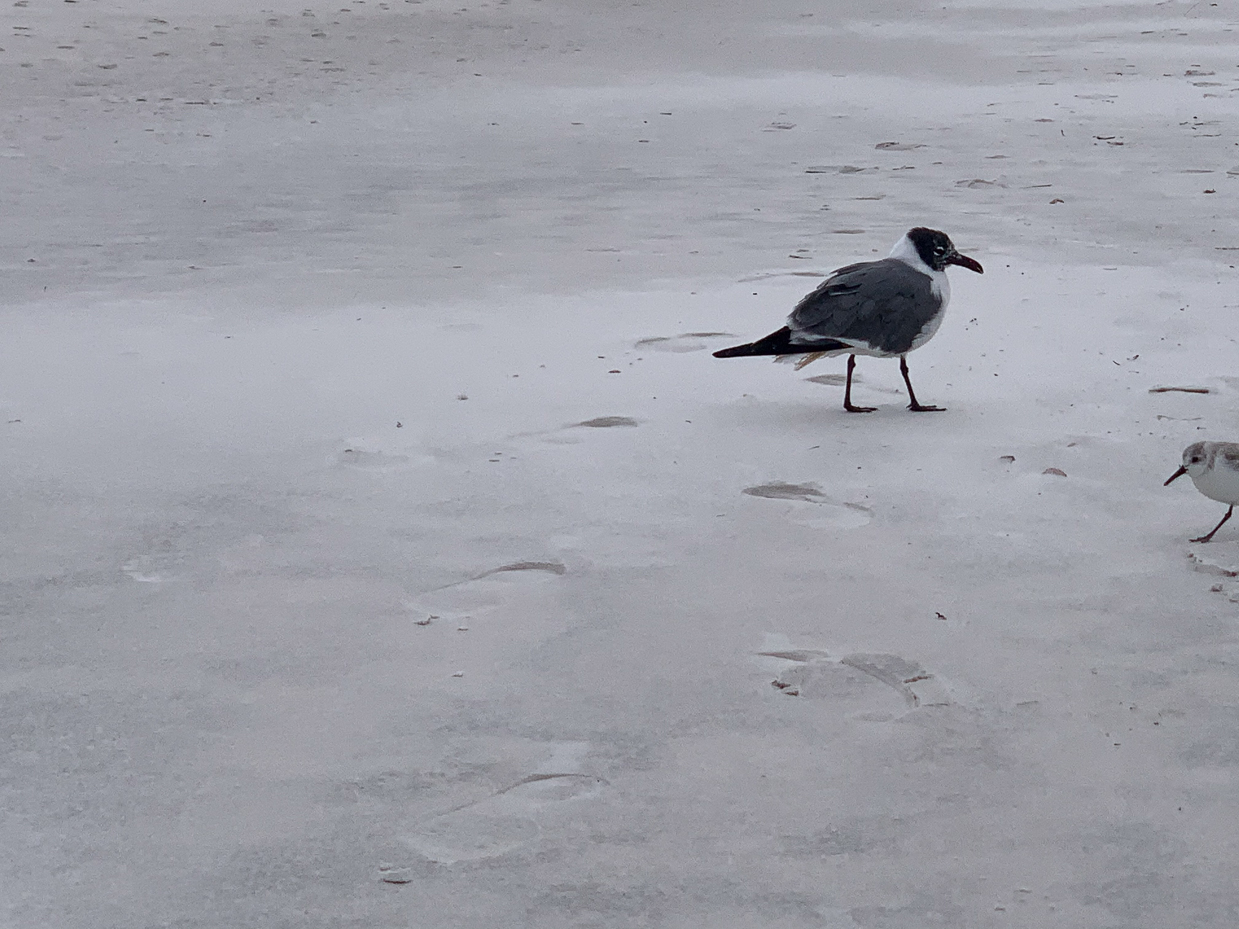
[844,403,877,414]
[908,403,945,412]
[1191,534,1216,544]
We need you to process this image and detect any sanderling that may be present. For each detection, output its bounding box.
[1164,441,1239,542]
[713,227,983,413]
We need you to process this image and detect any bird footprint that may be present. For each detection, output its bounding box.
[402,773,607,865]
[762,648,950,716]
[633,332,733,353]
[742,482,872,530]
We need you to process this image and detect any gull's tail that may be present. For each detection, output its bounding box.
[713,327,847,359]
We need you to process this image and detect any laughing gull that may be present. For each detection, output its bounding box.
[713,227,983,412]
[1164,441,1239,542]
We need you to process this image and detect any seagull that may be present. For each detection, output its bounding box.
[713,227,983,412]
[1164,441,1239,542]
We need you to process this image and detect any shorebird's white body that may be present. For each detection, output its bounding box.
[1182,442,1239,505]
[1165,441,1239,542]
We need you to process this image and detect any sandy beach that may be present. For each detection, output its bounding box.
[3,1,1239,926]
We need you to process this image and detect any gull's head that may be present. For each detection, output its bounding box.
[905,227,984,274]
[1165,441,1212,486]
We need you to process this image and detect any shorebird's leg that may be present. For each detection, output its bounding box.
[901,356,944,412]
[843,354,875,413]
[1192,505,1234,543]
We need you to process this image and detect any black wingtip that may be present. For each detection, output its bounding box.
[714,327,849,359]
[713,327,795,358]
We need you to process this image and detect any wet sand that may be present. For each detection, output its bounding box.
[3,1,1239,926]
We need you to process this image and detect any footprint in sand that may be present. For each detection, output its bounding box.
[744,481,828,503]
[405,560,568,625]
[805,373,903,395]
[121,556,177,584]
[760,648,951,717]
[742,481,871,530]
[402,772,607,865]
[473,560,567,580]
[336,447,411,471]
[530,416,639,446]
[633,332,734,354]
[1188,547,1239,580]
[1187,543,1239,605]
[573,416,638,428]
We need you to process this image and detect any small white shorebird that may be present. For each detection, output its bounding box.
[713,227,983,413]
[1164,441,1239,542]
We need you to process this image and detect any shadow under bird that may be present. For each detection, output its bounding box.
[713,227,983,412]
[1164,441,1239,543]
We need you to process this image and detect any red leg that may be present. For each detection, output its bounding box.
[843,355,875,413]
[901,356,944,412]
[1193,505,1234,543]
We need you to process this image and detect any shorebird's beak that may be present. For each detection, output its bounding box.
[947,251,984,274]
[1164,466,1187,486]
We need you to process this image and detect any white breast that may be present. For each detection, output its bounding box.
[888,234,950,351]
[1193,462,1239,505]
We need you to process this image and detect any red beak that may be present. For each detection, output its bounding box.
[947,252,984,274]
[1164,466,1187,486]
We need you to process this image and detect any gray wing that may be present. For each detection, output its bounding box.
[788,258,938,355]
[1219,443,1239,472]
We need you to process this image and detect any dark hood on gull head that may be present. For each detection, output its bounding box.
[906,227,983,274]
